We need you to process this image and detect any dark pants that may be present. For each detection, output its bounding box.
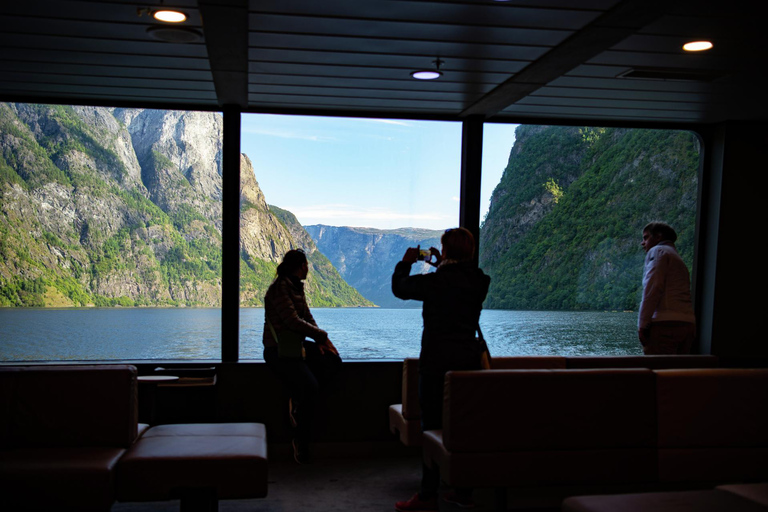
[642,321,695,355]
[264,341,342,445]
[419,371,473,500]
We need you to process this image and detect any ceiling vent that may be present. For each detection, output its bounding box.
[617,67,727,82]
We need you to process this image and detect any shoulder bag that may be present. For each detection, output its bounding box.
[477,324,492,369]
[266,316,306,359]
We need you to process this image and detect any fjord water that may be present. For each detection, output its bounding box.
[1,308,641,361]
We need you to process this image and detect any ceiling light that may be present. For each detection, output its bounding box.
[683,41,713,52]
[411,70,442,80]
[153,10,187,23]
[411,57,444,80]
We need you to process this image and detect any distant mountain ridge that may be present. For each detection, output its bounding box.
[0,102,371,308]
[305,225,442,308]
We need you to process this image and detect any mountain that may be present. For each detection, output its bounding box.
[305,225,442,308]
[480,125,699,311]
[0,102,371,308]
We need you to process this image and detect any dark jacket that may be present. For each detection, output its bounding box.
[263,274,325,348]
[392,260,491,375]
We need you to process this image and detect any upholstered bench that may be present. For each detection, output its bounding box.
[562,483,768,511]
[389,356,567,447]
[117,423,268,511]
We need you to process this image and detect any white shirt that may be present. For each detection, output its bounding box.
[638,241,695,329]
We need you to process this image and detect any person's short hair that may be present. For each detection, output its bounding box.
[643,222,677,243]
[276,249,307,277]
[441,227,475,262]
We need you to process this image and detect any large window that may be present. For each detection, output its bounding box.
[479,124,699,356]
[1,104,700,362]
[0,103,222,361]
[238,114,461,360]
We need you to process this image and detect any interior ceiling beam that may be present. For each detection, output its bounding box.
[199,0,248,109]
[461,0,680,119]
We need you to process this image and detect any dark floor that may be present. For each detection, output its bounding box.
[111,443,561,512]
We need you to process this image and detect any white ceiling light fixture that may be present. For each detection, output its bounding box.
[411,58,444,80]
[683,40,713,52]
[153,9,187,23]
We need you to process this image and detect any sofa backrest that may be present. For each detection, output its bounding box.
[442,368,657,453]
[400,356,567,420]
[567,355,718,369]
[656,368,768,448]
[400,355,717,422]
[0,365,138,448]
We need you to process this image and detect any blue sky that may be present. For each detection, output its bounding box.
[241,114,518,231]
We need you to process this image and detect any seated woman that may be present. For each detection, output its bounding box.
[263,249,341,464]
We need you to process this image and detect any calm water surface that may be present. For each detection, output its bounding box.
[0,308,641,361]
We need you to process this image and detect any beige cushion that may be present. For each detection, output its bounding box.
[656,369,768,482]
[562,490,767,512]
[0,446,125,511]
[442,369,656,453]
[566,355,718,369]
[0,365,138,449]
[717,483,768,507]
[117,423,268,501]
[388,404,422,447]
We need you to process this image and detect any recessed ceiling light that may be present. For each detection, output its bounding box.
[153,10,187,23]
[683,41,713,52]
[411,70,442,80]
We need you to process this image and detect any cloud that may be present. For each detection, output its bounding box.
[353,118,412,127]
[241,126,337,142]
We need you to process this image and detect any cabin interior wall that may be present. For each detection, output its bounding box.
[140,361,405,445]
[704,121,767,359]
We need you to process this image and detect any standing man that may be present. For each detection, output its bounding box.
[638,222,696,354]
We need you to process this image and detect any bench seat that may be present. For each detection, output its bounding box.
[389,355,718,447]
[117,423,268,504]
[562,483,768,512]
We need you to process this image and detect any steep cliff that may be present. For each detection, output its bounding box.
[305,225,442,308]
[479,125,699,311]
[0,103,369,307]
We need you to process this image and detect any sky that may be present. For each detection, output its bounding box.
[240,114,518,231]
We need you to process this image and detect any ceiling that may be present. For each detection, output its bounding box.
[0,0,764,126]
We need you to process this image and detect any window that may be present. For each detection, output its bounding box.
[238,114,461,360]
[0,103,222,361]
[479,124,699,355]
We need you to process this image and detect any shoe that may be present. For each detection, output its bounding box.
[288,398,298,428]
[443,491,475,508]
[395,493,438,512]
[292,438,312,464]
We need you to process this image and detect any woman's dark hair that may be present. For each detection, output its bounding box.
[441,227,475,262]
[276,249,307,277]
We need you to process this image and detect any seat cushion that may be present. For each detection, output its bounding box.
[423,430,656,488]
[117,422,268,502]
[717,483,768,507]
[389,404,422,447]
[0,446,125,511]
[562,490,768,512]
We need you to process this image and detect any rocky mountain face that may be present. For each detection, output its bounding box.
[305,225,442,308]
[479,125,699,311]
[0,102,370,308]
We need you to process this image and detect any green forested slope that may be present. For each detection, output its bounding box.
[480,125,699,311]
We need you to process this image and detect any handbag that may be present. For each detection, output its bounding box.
[266,317,306,359]
[477,324,492,369]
